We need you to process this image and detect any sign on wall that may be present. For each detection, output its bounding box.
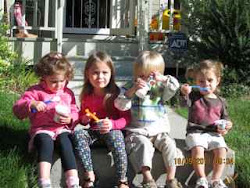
[168,32,188,52]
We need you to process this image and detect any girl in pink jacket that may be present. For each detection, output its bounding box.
[73,51,131,188]
[13,52,80,188]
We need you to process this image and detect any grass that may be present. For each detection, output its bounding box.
[175,97,250,187]
[0,92,37,188]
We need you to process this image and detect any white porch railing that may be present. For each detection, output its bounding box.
[7,0,64,52]
[5,0,181,53]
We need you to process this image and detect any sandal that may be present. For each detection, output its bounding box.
[118,180,129,188]
[82,178,94,188]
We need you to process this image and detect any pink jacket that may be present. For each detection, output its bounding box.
[13,81,79,137]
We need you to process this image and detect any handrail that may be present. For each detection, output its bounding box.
[10,0,57,34]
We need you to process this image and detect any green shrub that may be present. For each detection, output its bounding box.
[180,0,250,85]
[220,83,250,98]
[0,16,38,93]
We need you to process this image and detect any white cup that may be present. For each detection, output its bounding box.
[214,119,227,129]
[54,104,70,123]
[135,84,150,98]
[114,95,132,111]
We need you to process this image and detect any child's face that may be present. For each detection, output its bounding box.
[136,70,152,81]
[87,61,111,90]
[44,72,67,92]
[196,70,220,94]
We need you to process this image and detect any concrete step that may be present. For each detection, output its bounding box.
[50,139,235,188]
[68,56,135,77]
[62,37,139,58]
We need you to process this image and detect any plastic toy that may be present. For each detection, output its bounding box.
[85,108,100,122]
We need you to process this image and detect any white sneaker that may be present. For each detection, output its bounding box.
[195,177,209,188]
[211,179,228,188]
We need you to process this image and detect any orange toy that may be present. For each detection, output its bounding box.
[85,109,100,122]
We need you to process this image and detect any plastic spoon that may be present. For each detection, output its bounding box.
[31,96,61,113]
[191,85,209,91]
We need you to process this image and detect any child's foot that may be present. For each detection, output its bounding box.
[165,178,183,188]
[211,179,228,188]
[141,179,157,188]
[38,178,51,188]
[117,180,129,188]
[195,177,208,188]
[82,178,94,188]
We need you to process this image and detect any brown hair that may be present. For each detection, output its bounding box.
[34,51,74,80]
[196,59,223,79]
[80,51,120,114]
[189,59,224,92]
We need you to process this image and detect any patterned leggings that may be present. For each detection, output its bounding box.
[73,129,128,181]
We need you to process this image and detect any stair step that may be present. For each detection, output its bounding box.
[68,56,135,77]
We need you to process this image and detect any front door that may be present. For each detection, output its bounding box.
[64,0,135,35]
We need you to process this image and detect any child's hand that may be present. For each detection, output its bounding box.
[217,120,233,136]
[80,114,91,125]
[30,100,47,112]
[151,71,166,83]
[56,114,72,124]
[135,78,147,90]
[181,84,192,96]
[125,78,147,98]
[99,118,112,134]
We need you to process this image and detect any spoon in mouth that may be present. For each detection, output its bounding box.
[191,85,209,92]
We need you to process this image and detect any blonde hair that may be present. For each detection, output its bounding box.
[133,51,165,79]
[35,51,74,80]
[80,51,119,114]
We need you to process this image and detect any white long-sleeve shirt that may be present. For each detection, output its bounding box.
[115,75,180,136]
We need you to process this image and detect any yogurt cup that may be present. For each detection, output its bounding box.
[114,95,132,111]
[135,84,150,98]
[54,104,70,123]
[214,119,227,129]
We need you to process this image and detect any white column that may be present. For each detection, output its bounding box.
[169,0,174,32]
[138,0,149,51]
[57,0,64,52]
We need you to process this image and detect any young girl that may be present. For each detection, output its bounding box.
[115,51,183,188]
[180,60,233,188]
[73,51,131,188]
[13,52,80,188]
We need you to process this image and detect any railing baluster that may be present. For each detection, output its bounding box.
[105,0,108,28]
[72,0,75,27]
[54,0,58,38]
[97,0,99,28]
[22,0,26,28]
[80,0,83,28]
[33,0,38,27]
[44,0,49,28]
